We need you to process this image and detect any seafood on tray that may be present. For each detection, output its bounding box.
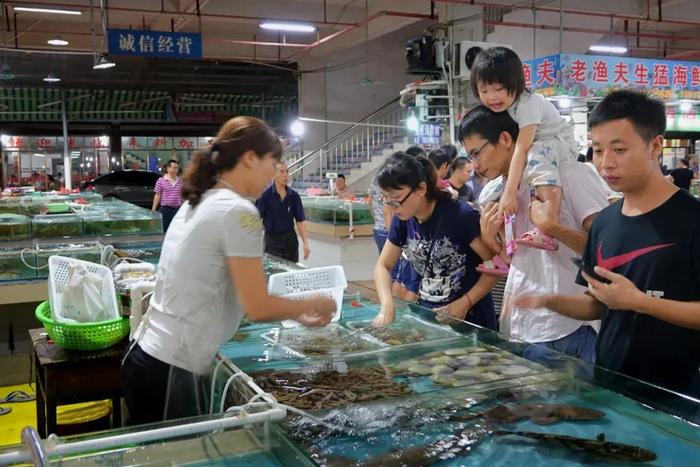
[393,346,547,387]
[251,367,412,410]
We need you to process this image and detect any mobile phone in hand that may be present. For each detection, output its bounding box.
[571,257,611,284]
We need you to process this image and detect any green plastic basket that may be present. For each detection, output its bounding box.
[35,301,130,351]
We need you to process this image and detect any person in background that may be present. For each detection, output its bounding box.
[122,117,334,425]
[405,145,427,158]
[467,167,487,201]
[152,160,183,233]
[335,174,353,199]
[669,158,695,191]
[368,176,393,253]
[256,161,311,263]
[428,147,454,190]
[514,90,700,401]
[372,152,498,331]
[448,156,476,204]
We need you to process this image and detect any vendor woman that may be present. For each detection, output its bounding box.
[372,152,498,331]
[122,117,335,425]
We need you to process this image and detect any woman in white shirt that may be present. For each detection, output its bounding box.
[121,116,335,425]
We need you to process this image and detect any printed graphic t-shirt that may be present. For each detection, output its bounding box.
[389,197,495,328]
[577,190,700,396]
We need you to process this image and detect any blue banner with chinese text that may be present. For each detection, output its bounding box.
[523,53,700,101]
[108,29,202,59]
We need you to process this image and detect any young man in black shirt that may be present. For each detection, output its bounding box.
[448,156,476,204]
[669,158,695,191]
[514,90,700,401]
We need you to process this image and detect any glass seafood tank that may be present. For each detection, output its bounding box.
[0,248,36,282]
[0,390,305,466]
[32,214,83,239]
[214,301,700,466]
[80,210,162,236]
[301,196,373,225]
[34,242,103,279]
[0,198,20,214]
[0,214,32,241]
[110,241,163,265]
[264,253,303,277]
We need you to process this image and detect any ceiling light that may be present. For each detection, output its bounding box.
[407,114,419,132]
[260,22,316,33]
[14,7,81,15]
[93,54,116,70]
[558,97,572,109]
[680,101,693,113]
[43,73,61,83]
[290,119,305,137]
[589,45,628,54]
[47,37,69,46]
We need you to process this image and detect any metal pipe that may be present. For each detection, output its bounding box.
[214,39,311,48]
[558,0,563,54]
[89,0,96,62]
[431,0,700,28]
[21,427,48,467]
[298,117,404,129]
[531,0,536,58]
[1,407,287,465]
[8,0,356,27]
[482,19,700,43]
[61,88,71,190]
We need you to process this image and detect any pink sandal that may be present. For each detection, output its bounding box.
[516,227,558,251]
[476,255,510,276]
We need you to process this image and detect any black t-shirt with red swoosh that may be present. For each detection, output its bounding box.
[577,190,700,397]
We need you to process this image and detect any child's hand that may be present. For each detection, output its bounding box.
[499,191,518,216]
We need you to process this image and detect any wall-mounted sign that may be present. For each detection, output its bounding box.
[524,53,700,101]
[147,136,173,150]
[108,29,202,59]
[29,137,57,150]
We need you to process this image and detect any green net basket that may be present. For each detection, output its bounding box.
[35,301,130,351]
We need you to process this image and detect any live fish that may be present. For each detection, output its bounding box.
[450,403,605,425]
[494,430,657,462]
[322,426,491,467]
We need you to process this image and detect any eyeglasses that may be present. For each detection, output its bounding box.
[381,187,416,208]
[465,141,490,162]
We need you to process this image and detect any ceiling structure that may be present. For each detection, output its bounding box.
[0,0,698,120]
[0,1,697,76]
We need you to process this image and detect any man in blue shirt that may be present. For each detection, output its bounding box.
[256,162,310,263]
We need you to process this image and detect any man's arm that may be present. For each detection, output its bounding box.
[530,198,598,255]
[479,202,503,255]
[296,221,311,260]
[151,192,161,211]
[513,292,605,321]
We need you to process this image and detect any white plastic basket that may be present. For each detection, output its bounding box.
[267,265,347,328]
[48,255,120,323]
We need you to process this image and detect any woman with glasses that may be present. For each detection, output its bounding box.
[372,152,498,332]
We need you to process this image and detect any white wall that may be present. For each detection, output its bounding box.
[298,21,432,151]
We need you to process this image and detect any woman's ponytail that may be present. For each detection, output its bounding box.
[181,144,219,208]
[181,116,282,208]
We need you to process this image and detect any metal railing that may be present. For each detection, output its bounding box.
[283,140,303,166]
[289,97,408,187]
